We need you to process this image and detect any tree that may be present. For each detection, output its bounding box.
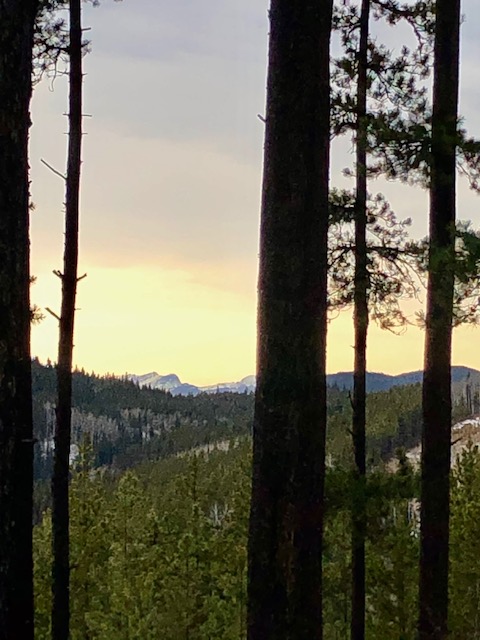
[0,2,39,638]
[51,1,84,638]
[419,0,461,637]
[247,1,333,638]
[331,3,432,637]
[328,190,420,330]
[351,3,369,638]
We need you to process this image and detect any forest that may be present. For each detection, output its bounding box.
[31,434,480,639]
[1,0,480,639]
[29,359,480,484]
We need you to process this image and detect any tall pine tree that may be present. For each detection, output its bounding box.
[419,0,461,638]
[247,1,333,638]
[0,1,39,638]
[332,4,434,637]
[51,1,83,638]
[351,1,369,636]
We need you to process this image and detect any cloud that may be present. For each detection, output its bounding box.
[79,0,268,160]
[30,108,262,283]
[30,0,480,379]
[85,0,267,62]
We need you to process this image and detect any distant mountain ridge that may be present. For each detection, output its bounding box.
[128,366,480,396]
[328,366,480,393]
[127,373,256,396]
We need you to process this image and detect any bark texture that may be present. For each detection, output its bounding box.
[0,2,38,638]
[419,1,461,638]
[51,1,83,638]
[247,1,333,639]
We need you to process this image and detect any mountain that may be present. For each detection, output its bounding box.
[129,367,480,396]
[32,360,256,481]
[127,373,256,396]
[199,375,256,395]
[327,366,480,392]
[128,372,182,392]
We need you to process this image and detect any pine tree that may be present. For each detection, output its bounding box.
[51,1,84,638]
[0,2,39,637]
[331,3,433,637]
[351,3,369,637]
[419,0,461,637]
[247,1,333,638]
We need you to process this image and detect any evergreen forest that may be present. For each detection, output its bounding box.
[30,361,480,637]
[32,416,480,639]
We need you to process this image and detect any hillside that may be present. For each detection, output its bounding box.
[32,360,479,480]
[33,360,480,478]
[387,416,480,471]
[31,364,480,637]
[32,359,253,480]
[33,422,480,639]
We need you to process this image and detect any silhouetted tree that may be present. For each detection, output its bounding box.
[51,1,83,638]
[247,1,333,639]
[331,3,433,637]
[0,1,39,638]
[351,2,369,636]
[419,1,461,638]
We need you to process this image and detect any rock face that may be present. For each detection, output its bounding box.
[389,416,480,471]
[451,417,480,462]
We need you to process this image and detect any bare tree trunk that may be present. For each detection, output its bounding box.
[0,2,38,638]
[247,1,333,639]
[351,2,369,639]
[419,1,461,638]
[51,1,83,638]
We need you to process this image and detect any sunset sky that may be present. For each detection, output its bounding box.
[29,0,480,386]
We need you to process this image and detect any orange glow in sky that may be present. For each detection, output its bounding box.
[29,0,480,385]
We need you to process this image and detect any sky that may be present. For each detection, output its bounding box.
[29,0,480,386]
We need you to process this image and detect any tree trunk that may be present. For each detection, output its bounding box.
[351,2,369,639]
[247,1,333,639]
[418,1,461,638]
[51,2,83,639]
[0,3,38,638]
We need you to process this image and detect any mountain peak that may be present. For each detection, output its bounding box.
[159,374,181,384]
[128,372,182,390]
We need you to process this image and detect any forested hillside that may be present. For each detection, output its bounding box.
[32,360,475,482]
[32,359,253,480]
[33,436,480,639]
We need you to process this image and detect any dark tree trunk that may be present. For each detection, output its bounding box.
[0,3,38,639]
[351,2,369,639]
[418,1,460,638]
[0,1,36,640]
[247,1,333,639]
[51,2,83,639]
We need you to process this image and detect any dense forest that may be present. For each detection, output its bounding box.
[32,434,480,639]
